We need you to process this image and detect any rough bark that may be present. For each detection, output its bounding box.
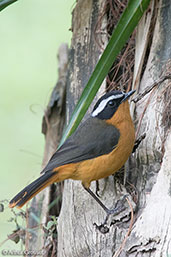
[25,44,68,254]
[57,1,135,257]
[57,0,171,256]
[25,0,171,256]
[123,0,171,255]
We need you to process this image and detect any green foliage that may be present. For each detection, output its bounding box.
[0,201,57,247]
[45,216,58,232]
[59,0,151,147]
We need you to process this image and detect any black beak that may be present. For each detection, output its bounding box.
[122,90,136,102]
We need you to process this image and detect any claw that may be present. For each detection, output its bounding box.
[94,196,127,233]
[83,186,128,234]
[93,222,109,234]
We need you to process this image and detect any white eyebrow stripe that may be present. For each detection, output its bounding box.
[91,94,124,117]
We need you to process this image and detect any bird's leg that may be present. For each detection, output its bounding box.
[95,180,100,197]
[84,187,109,212]
[84,187,126,233]
[132,133,146,153]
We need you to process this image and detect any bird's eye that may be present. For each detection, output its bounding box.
[108,100,115,107]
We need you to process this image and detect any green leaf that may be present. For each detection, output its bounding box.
[59,0,151,147]
[46,220,55,230]
[0,0,18,12]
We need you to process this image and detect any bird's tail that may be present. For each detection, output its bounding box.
[9,171,57,208]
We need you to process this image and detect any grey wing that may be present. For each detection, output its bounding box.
[42,117,120,173]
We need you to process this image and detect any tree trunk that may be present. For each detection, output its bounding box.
[123,0,171,255]
[25,44,68,255]
[26,0,171,256]
[57,0,171,256]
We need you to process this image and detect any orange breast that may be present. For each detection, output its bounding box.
[54,101,135,188]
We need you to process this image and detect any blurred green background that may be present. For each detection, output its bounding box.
[0,0,73,252]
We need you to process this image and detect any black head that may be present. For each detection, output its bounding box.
[91,90,135,120]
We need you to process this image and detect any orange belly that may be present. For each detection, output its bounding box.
[54,101,135,188]
[73,119,134,187]
[55,113,135,188]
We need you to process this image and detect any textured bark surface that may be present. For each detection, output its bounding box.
[57,0,171,256]
[25,0,171,256]
[57,1,135,257]
[25,44,68,254]
[123,0,171,255]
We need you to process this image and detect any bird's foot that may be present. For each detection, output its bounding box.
[94,195,127,234]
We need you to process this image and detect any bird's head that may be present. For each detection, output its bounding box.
[91,90,135,120]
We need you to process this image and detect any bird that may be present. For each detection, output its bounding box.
[9,90,135,222]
